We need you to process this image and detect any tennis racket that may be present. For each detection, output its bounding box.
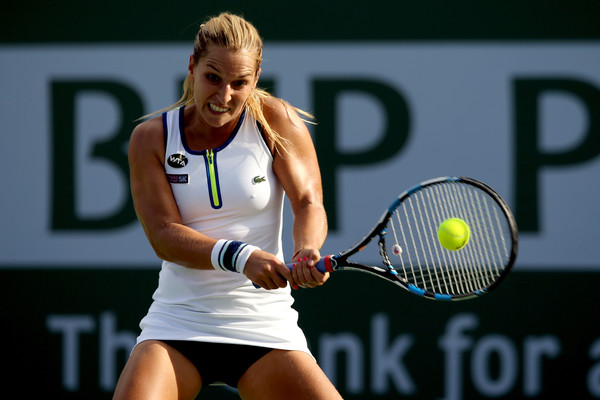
[295,176,518,301]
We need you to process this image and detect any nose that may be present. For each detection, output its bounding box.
[217,84,232,104]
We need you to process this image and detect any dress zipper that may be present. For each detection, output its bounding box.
[205,149,222,209]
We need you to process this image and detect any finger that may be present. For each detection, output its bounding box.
[303,257,323,285]
[275,262,295,289]
[253,271,288,290]
[309,265,329,285]
[289,259,303,286]
[293,257,314,286]
[288,262,300,290]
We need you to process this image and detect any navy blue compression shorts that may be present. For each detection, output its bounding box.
[161,340,274,388]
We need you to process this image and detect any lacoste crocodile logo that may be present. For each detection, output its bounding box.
[252,176,266,185]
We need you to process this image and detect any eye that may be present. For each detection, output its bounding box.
[205,73,220,83]
[232,79,249,89]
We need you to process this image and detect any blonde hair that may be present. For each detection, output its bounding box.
[146,12,313,154]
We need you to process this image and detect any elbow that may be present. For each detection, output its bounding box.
[140,222,174,262]
[145,234,169,261]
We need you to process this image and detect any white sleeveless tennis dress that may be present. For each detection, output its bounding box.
[135,107,310,355]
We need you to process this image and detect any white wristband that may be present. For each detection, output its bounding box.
[234,243,260,274]
[211,239,260,274]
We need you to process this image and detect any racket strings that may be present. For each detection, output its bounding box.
[446,184,482,293]
[430,184,468,293]
[454,188,493,291]
[387,181,512,296]
[427,183,475,294]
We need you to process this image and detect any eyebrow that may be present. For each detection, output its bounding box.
[205,63,255,79]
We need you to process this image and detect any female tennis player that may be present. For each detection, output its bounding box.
[113,12,343,400]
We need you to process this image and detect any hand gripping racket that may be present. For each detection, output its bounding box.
[299,176,518,301]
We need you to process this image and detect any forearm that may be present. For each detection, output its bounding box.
[143,221,216,269]
[288,201,331,289]
[291,201,328,259]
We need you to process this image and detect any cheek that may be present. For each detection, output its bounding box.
[234,92,251,105]
[236,88,255,104]
[193,79,209,96]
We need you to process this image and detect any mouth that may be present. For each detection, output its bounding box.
[208,103,230,113]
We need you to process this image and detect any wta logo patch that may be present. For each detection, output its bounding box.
[167,153,188,168]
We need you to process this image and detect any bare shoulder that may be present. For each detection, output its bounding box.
[130,116,163,143]
[129,116,165,158]
[261,96,311,140]
[260,97,319,166]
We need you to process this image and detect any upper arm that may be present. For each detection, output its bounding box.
[128,117,182,249]
[265,99,324,210]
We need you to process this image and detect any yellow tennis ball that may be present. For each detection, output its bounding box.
[438,218,470,250]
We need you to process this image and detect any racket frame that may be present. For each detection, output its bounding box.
[318,176,518,301]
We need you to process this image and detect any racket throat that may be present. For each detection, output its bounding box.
[377,232,395,271]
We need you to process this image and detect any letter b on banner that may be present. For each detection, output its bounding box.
[51,80,143,230]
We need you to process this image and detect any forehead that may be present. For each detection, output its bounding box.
[200,46,258,75]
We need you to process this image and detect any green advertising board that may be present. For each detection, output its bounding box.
[3,269,600,399]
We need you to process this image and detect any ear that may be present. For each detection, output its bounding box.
[253,67,261,88]
[188,54,196,76]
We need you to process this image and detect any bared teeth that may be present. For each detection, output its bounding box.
[209,103,229,112]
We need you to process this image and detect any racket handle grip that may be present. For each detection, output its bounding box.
[253,255,334,288]
[286,254,333,273]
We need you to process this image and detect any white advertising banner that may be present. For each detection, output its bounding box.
[0,43,598,269]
